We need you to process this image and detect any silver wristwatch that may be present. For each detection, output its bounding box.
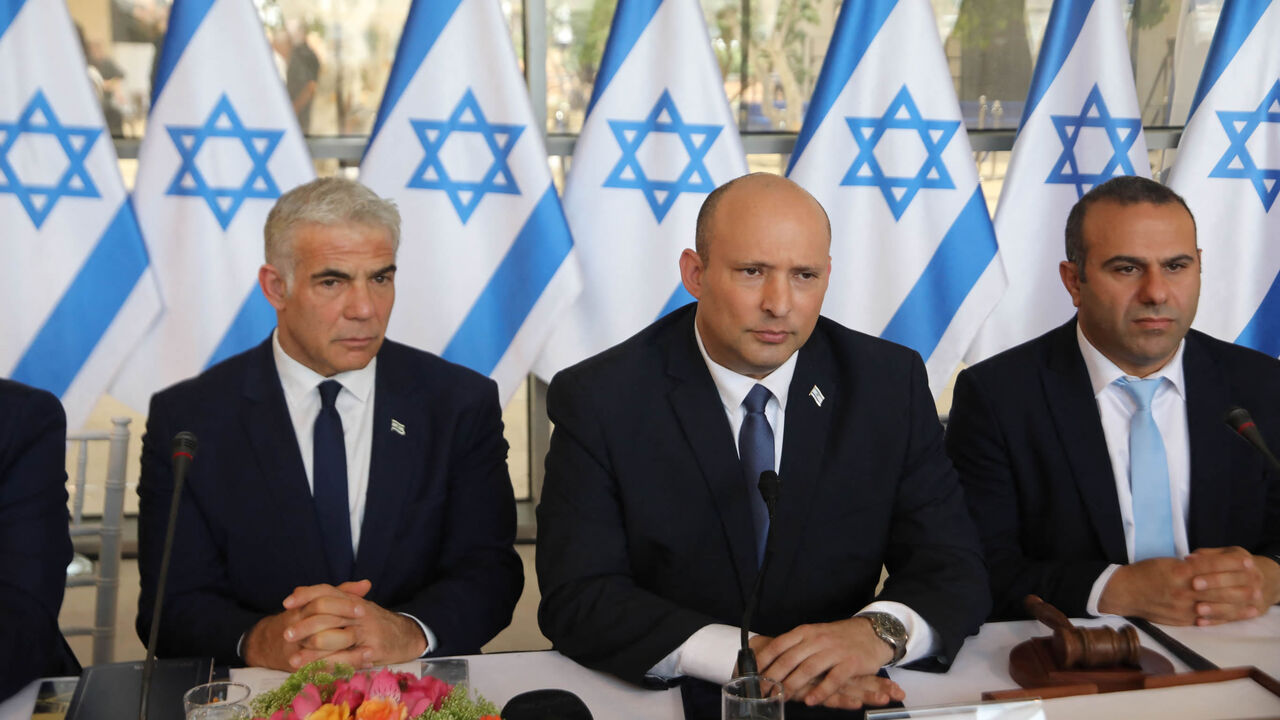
[857,611,908,665]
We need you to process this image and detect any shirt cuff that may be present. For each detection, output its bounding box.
[398,613,437,657]
[1087,564,1123,617]
[646,623,743,685]
[857,600,939,667]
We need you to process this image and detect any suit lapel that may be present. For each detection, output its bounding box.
[1182,333,1232,548]
[1042,322,1129,563]
[355,344,421,584]
[240,340,331,580]
[662,320,758,603]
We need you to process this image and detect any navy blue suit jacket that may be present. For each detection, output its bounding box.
[136,337,523,664]
[947,320,1280,619]
[536,305,989,684]
[0,379,80,699]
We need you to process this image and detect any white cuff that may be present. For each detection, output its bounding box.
[1087,564,1123,617]
[398,612,437,657]
[646,624,744,684]
[857,600,939,666]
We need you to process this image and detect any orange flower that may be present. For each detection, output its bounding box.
[304,704,351,720]
[353,698,406,720]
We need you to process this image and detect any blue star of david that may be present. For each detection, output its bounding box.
[165,94,284,230]
[603,90,722,223]
[407,88,524,224]
[1046,84,1142,198]
[842,85,960,220]
[1210,79,1280,211]
[0,90,101,229]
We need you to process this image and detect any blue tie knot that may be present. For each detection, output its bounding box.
[1118,377,1161,411]
[319,380,343,410]
[744,384,771,415]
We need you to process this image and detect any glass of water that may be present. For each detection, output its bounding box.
[722,674,784,719]
[183,681,251,720]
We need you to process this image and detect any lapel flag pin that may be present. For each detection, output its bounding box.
[809,385,825,407]
[390,419,406,436]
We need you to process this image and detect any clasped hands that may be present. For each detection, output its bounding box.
[1099,546,1280,625]
[243,579,427,671]
[745,616,906,710]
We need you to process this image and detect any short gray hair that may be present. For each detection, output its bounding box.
[264,177,401,280]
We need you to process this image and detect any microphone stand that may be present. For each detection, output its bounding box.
[736,471,781,699]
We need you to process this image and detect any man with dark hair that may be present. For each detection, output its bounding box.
[538,173,989,713]
[948,175,1280,624]
[137,177,522,670]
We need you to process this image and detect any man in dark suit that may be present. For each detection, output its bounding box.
[0,379,81,699]
[948,175,1280,624]
[537,173,989,713]
[137,178,522,670]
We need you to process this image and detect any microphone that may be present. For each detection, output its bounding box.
[1223,407,1280,474]
[140,432,199,720]
[501,689,593,720]
[736,470,782,697]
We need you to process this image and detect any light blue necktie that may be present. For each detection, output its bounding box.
[739,384,774,567]
[1118,378,1177,561]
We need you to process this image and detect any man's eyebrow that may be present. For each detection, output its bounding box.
[373,264,397,276]
[311,268,352,280]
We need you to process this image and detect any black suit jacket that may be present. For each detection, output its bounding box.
[536,305,989,684]
[947,319,1280,619]
[0,379,80,699]
[136,337,523,664]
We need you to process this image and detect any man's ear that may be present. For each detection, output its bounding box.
[259,264,289,310]
[1059,260,1083,308]
[679,248,705,301]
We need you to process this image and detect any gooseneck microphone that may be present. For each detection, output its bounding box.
[1224,407,1280,473]
[736,470,782,698]
[140,432,199,720]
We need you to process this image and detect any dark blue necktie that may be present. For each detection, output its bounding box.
[739,384,774,567]
[314,380,354,582]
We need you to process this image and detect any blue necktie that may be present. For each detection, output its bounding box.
[1118,378,1177,561]
[739,384,774,567]
[314,380,354,582]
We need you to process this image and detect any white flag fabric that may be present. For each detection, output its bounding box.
[0,0,160,429]
[532,0,747,379]
[1168,0,1280,356]
[360,0,579,405]
[112,0,314,411]
[786,0,1003,396]
[967,0,1149,361]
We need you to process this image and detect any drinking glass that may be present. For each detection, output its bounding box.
[722,674,784,720]
[182,681,251,720]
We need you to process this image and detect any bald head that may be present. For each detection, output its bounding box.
[695,173,831,262]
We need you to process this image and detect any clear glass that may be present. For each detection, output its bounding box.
[421,658,470,688]
[182,681,251,720]
[722,674,785,720]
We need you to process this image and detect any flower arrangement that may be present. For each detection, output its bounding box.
[250,662,501,720]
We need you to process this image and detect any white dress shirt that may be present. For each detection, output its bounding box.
[646,326,939,683]
[1077,325,1192,616]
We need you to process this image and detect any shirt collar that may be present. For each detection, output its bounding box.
[1076,321,1186,400]
[272,328,377,404]
[693,323,797,413]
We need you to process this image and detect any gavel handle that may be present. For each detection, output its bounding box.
[1025,594,1074,632]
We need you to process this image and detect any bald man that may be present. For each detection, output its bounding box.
[537,173,988,714]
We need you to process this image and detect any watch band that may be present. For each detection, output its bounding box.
[856,611,908,665]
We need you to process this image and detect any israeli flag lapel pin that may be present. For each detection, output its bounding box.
[390,419,406,436]
[809,385,824,407]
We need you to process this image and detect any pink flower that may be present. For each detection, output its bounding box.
[330,678,365,710]
[401,676,451,714]
[290,684,325,719]
[365,670,401,704]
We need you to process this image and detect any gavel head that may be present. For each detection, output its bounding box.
[1050,625,1142,669]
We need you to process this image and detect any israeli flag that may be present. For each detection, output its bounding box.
[786,0,1003,396]
[0,0,159,429]
[967,0,1149,361]
[111,0,314,411]
[360,0,579,405]
[1168,0,1280,356]
[533,0,747,378]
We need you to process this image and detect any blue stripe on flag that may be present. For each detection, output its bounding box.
[11,203,149,396]
[369,0,465,141]
[151,0,216,104]
[1236,274,1280,357]
[1018,0,1095,130]
[205,288,275,368]
[1187,0,1273,119]
[0,0,28,40]
[786,0,897,170]
[658,285,694,319]
[442,185,574,375]
[880,187,997,359]
[584,0,664,117]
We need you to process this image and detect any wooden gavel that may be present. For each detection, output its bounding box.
[1025,595,1142,669]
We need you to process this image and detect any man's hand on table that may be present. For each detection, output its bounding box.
[1099,547,1277,625]
[752,617,905,710]
[243,580,427,670]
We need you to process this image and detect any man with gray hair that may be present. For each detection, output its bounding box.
[138,177,523,670]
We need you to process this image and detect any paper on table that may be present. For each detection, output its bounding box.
[1040,677,1280,719]
[231,662,422,705]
